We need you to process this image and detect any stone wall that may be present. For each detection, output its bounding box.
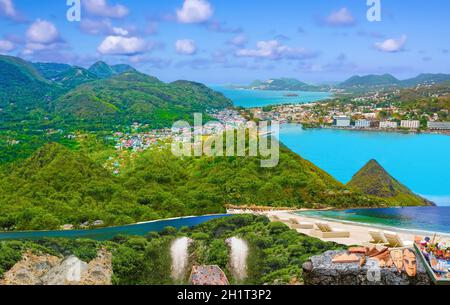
[302,250,432,285]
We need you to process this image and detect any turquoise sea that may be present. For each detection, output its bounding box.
[299,207,450,235]
[212,86,450,206]
[278,124,450,206]
[211,86,331,108]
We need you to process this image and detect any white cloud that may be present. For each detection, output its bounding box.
[236,40,317,60]
[82,0,129,18]
[80,19,113,35]
[228,34,248,47]
[26,19,60,44]
[97,35,148,55]
[0,39,15,53]
[79,19,131,37]
[0,0,16,18]
[324,8,356,27]
[112,27,129,36]
[175,39,197,55]
[22,20,63,55]
[375,35,407,53]
[176,0,213,23]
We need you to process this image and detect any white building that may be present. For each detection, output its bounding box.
[428,121,450,130]
[355,119,371,128]
[334,116,351,127]
[401,120,420,129]
[380,121,398,129]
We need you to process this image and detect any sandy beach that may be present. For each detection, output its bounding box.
[229,209,450,246]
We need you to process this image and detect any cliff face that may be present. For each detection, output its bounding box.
[347,159,434,206]
[0,248,112,285]
[302,250,432,285]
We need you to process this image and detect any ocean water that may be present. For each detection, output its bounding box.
[299,207,450,235]
[278,125,450,206]
[212,86,331,108]
[213,87,450,206]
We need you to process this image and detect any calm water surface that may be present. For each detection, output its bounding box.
[212,86,331,108]
[299,207,450,234]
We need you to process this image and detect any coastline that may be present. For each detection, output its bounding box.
[228,209,450,246]
[300,125,450,137]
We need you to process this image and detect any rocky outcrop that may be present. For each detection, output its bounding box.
[302,250,432,285]
[0,248,112,285]
[79,248,112,285]
[0,251,62,285]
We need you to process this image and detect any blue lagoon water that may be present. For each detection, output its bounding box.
[212,86,331,108]
[278,125,450,206]
[0,214,230,241]
[299,207,450,235]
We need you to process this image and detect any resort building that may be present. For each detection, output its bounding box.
[400,120,420,129]
[379,121,398,129]
[428,121,450,130]
[355,119,371,128]
[333,116,351,127]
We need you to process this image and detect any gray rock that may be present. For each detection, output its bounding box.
[302,250,432,285]
[41,256,88,285]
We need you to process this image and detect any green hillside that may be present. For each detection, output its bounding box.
[0,55,63,111]
[88,61,117,78]
[401,73,450,87]
[339,74,400,89]
[0,143,388,231]
[53,72,233,126]
[33,62,72,80]
[111,64,137,74]
[347,159,433,206]
[52,66,100,88]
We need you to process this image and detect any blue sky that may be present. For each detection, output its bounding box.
[0,0,449,84]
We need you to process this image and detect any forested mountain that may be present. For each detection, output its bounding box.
[33,62,72,79]
[88,61,136,78]
[0,55,231,127]
[347,159,434,206]
[339,74,401,89]
[0,55,64,111]
[53,72,232,126]
[52,66,99,88]
[339,73,450,91]
[0,142,396,231]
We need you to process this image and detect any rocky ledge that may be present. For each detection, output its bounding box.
[0,248,112,285]
[302,250,432,285]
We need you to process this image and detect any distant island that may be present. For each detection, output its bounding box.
[232,78,331,92]
[232,74,450,94]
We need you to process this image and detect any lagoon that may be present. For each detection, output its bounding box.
[0,214,231,241]
[212,86,331,108]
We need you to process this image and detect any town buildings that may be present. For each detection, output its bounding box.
[401,120,420,129]
[428,121,450,130]
[334,116,351,127]
[380,121,399,129]
[355,119,371,128]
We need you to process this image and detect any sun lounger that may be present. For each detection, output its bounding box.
[310,222,350,238]
[383,231,414,248]
[289,218,314,229]
[366,230,389,246]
